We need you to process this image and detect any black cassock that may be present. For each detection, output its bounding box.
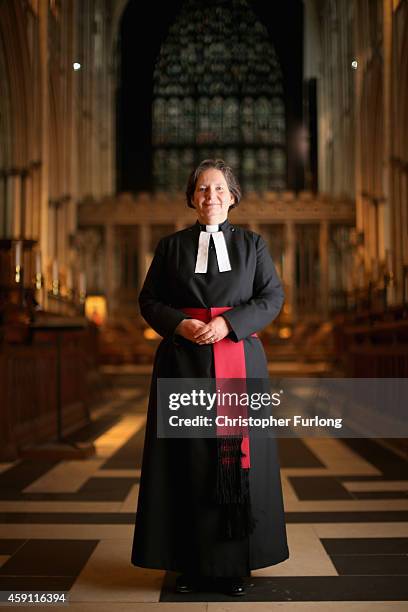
[131,218,289,577]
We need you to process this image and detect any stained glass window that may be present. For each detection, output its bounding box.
[271,97,285,145]
[180,148,194,186]
[225,148,240,172]
[152,98,166,145]
[197,97,210,143]
[256,148,270,191]
[182,98,194,144]
[209,97,223,143]
[223,98,239,143]
[241,97,255,144]
[153,149,166,189]
[167,98,181,142]
[255,97,272,144]
[152,0,287,193]
[242,149,256,191]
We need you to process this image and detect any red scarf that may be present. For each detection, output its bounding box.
[181,307,257,539]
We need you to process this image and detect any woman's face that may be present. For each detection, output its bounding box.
[192,168,235,225]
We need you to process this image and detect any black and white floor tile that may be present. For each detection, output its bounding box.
[0,383,407,611]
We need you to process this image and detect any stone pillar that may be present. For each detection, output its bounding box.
[9,171,21,238]
[55,201,62,269]
[319,220,329,318]
[105,223,115,317]
[392,160,408,303]
[388,161,398,300]
[353,3,364,237]
[402,166,408,268]
[20,169,28,238]
[0,172,8,237]
[39,0,49,310]
[31,162,42,240]
[284,221,296,320]
[25,168,34,239]
[61,200,67,275]
[382,0,393,263]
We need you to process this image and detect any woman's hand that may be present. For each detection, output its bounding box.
[193,316,230,345]
[175,316,231,344]
[175,318,206,342]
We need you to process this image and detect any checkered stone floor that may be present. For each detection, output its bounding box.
[0,383,407,611]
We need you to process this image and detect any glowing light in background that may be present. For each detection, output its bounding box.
[144,327,160,340]
[85,296,107,326]
[278,327,292,339]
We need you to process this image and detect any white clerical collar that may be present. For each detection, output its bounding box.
[195,224,232,273]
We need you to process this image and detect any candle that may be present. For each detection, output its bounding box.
[15,241,22,268]
[385,249,393,274]
[52,259,59,282]
[79,272,86,295]
[35,251,42,276]
[66,268,73,290]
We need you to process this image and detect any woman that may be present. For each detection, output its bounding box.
[131,159,289,596]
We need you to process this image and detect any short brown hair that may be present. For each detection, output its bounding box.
[185,159,242,210]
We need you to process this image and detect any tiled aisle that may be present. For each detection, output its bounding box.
[0,385,407,611]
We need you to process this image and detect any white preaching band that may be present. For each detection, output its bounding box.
[195,225,231,274]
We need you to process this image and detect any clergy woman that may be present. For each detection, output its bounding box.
[131,159,289,596]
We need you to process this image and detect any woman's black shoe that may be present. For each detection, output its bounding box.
[224,577,246,596]
[175,574,195,593]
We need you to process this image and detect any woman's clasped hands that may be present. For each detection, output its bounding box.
[175,316,230,344]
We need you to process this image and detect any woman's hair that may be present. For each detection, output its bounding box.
[185,159,242,209]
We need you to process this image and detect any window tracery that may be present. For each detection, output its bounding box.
[152,0,286,192]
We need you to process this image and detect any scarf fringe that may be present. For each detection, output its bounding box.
[215,437,258,540]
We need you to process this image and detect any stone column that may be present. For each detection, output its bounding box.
[9,171,21,238]
[25,168,34,239]
[319,220,329,318]
[61,200,67,276]
[353,3,364,238]
[105,223,115,317]
[284,221,296,320]
[31,162,42,240]
[382,0,393,263]
[20,169,28,238]
[55,201,62,269]
[402,165,408,267]
[39,0,49,310]
[1,172,8,237]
